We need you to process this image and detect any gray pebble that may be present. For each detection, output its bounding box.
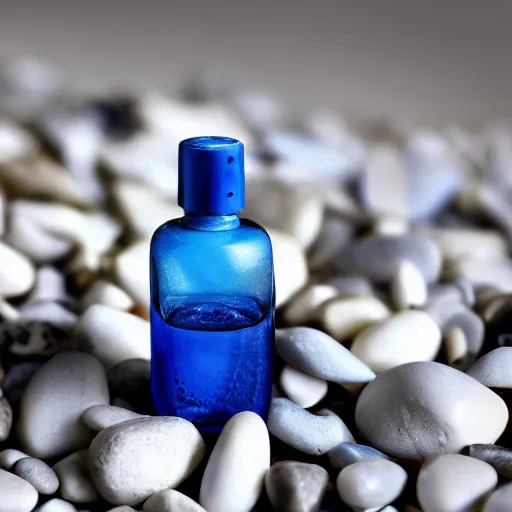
[466,444,512,479]
[333,234,442,283]
[265,461,329,512]
[0,448,28,469]
[13,456,59,494]
[82,404,147,431]
[0,391,12,441]
[267,398,353,455]
[467,348,512,388]
[323,275,374,297]
[328,443,389,470]
[276,327,375,385]
[143,489,206,512]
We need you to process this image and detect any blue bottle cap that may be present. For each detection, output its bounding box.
[178,136,245,215]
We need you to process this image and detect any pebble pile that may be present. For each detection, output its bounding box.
[0,57,512,511]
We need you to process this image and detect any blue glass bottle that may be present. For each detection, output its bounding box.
[150,136,275,431]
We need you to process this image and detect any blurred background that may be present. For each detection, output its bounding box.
[1,0,512,128]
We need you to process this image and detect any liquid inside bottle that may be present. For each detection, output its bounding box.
[151,295,274,431]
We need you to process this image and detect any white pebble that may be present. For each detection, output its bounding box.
[467,347,512,388]
[391,260,427,310]
[115,239,150,308]
[0,241,35,298]
[82,404,147,431]
[283,284,338,325]
[417,454,497,512]
[483,482,512,512]
[35,499,77,512]
[0,469,38,512]
[444,326,468,365]
[27,266,67,304]
[279,365,328,408]
[144,489,206,512]
[351,310,442,373]
[0,448,28,469]
[200,412,270,512]
[81,280,134,311]
[373,213,409,236]
[320,295,390,342]
[53,450,98,503]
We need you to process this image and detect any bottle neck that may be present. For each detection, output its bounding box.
[182,212,240,231]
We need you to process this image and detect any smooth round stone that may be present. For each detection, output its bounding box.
[0,241,35,297]
[334,234,442,284]
[35,499,77,512]
[114,240,150,308]
[28,266,67,303]
[336,459,407,510]
[243,179,324,249]
[107,359,151,413]
[279,365,328,409]
[324,275,374,297]
[319,295,390,342]
[0,468,38,512]
[13,456,59,494]
[417,454,497,512]
[328,443,389,470]
[144,489,205,512]
[81,280,134,312]
[307,217,354,271]
[53,450,98,503]
[18,352,109,459]
[351,311,442,373]
[391,260,427,310]
[484,482,512,512]
[74,305,150,368]
[466,444,512,479]
[200,412,269,512]
[283,284,338,325]
[82,404,147,431]
[90,416,205,506]
[0,449,28,470]
[267,229,308,307]
[265,461,329,512]
[276,327,375,385]
[444,327,468,366]
[355,362,508,460]
[467,347,512,388]
[449,256,512,293]
[0,392,12,441]
[267,398,354,455]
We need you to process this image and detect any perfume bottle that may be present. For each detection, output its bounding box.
[150,136,275,431]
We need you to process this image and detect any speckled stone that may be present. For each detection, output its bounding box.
[144,489,205,512]
[13,456,59,494]
[275,327,375,385]
[265,461,329,512]
[467,347,512,387]
[267,398,354,455]
[328,443,389,470]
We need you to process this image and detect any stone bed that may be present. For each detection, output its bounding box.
[0,58,512,511]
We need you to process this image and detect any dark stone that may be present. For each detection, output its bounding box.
[465,444,512,479]
[1,361,43,407]
[7,321,71,357]
[85,97,141,140]
[265,461,329,512]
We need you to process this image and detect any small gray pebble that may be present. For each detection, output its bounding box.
[328,443,389,470]
[0,392,12,441]
[13,456,59,494]
[466,444,512,479]
[265,461,329,512]
[333,234,442,283]
[267,398,353,455]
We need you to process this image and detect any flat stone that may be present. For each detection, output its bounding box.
[319,295,390,342]
[336,459,407,510]
[200,412,269,512]
[355,362,508,460]
[328,443,389,470]
[0,468,38,512]
[351,311,441,373]
[89,417,205,506]
[0,241,35,298]
[265,461,329,512]
[333,234,442,284]
[35,499,77,512]
[391,260,427,310]
[467,347,512,388]
[279,365,328,409]
[283,284,338,325]
[18,352,109,459]
[466,444,512,479]
[74,305,150,368]
[267,398,354,455]
[276,327,376,385]
[53,450,98,503]
[417,454,497,512]
[82,405,147,431]
[0,449,28,470]
[13,456,59,494]
[144,489,206,512]
[484,482,512,512]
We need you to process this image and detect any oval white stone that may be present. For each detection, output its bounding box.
[467,347,512,388]
[484,482,512,512]
[351,311,442,373]
[279,365,328,409]
[283,284,338,325]
[82,405,147,431]
[391,260,427,310]
[0,241,35,297]
[0,469,38,512]
[144,489,206,512]
[200,411,270,512]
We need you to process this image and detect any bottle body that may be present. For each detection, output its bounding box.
[150,213,274,431]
